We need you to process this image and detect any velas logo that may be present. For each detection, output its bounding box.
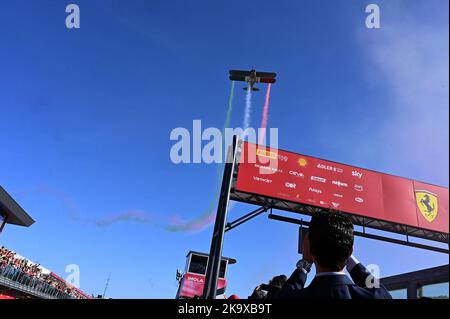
[415,190,438,222]
[298,158,308,167]
[256,149,277,159]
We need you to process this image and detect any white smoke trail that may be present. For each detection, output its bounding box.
[243,86,252,134]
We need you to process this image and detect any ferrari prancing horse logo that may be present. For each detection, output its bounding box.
[415,190,438,222]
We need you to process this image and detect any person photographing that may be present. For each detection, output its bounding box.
[277,210,392,299]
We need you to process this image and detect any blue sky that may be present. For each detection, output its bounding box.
[0,0,448,298]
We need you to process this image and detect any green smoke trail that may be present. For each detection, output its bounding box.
[219,80,235,175]
[216,80,235,185]
[59,82,237,232]
[35,82,237,233]
[167,81,236,232]
[223,81,235,135]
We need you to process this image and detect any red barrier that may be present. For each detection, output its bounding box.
[179,273,227,299]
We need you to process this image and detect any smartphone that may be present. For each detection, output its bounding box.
[298,226,309,255]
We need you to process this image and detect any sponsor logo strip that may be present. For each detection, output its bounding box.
[257,149,277,159]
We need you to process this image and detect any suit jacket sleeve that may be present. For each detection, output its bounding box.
[275,268,307,299]
[349,263,392,299]
[349,263,372,288]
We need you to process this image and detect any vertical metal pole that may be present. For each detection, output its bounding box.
[0,215,7,236]
[102,273,111,299]
[298,222,303,254]
[203,135,239,299]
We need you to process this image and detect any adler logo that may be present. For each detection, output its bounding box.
[317,163,343,173]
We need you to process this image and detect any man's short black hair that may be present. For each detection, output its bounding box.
[309,209,354,271]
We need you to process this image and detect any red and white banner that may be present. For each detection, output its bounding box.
[236,142,449,234]
[179,273,227,298]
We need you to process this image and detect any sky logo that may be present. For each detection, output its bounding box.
[352,170,363,179]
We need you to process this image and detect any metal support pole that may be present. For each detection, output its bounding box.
[0,215,7,236]
[268,213,449,254]
[203,135,239,299]
[225,206,269,232]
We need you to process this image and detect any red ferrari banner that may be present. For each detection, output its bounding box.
[235,142,449,234]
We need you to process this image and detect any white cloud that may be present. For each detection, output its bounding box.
[360,9,449,185]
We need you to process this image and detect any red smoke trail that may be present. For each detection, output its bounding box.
[258,84,272,145]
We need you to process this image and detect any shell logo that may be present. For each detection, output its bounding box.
[298,158,308,167]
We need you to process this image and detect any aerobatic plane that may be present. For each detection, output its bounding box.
[229,69,277,92]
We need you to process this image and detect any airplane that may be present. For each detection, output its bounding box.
[229,69,277,92]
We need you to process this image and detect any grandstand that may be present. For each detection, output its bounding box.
[0,186,91,299]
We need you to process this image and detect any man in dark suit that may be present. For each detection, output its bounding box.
[277,210,392,299]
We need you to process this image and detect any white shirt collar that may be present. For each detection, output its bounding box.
[315,271,346,278]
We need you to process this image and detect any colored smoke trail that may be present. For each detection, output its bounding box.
[24,82,237,233]
[258,84,272,145]
[19,185,217,232]
[168,81,236,232]
[243,87,252,134]
[92,209,160,228]
[215,80,235,182]
[16,186,171,228]
[87,81,236,233]
[223,81,235,133]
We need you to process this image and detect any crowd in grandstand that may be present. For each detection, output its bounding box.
[0,246,88,299]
